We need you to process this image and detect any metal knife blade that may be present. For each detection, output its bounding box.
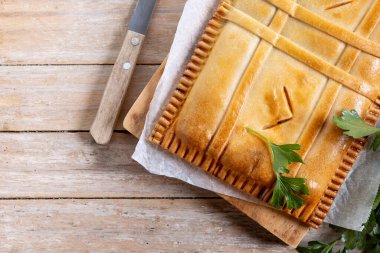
[129,0,157,35]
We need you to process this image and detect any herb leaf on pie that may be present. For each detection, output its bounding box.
[272,174,309,209]
[246,128,309,209]
[270,143,304,173]
[333,110,380,151]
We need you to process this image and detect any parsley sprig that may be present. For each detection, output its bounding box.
[298,240,340,253]
[333,109,380,151]
[246,128,309,209]
[298,186,380,253]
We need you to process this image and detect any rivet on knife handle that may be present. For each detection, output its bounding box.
[90,0,157,144]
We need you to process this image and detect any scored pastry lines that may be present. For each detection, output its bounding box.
[150,0,380,228]
[287,0,380,226]
[203,5,296,201]
[325,1,353,11]
[264,0,380,58]
[151,0,304,223]
[295,0,380,164]
[206,9,289,160]
[252,0,380,226]
[151,0,292,213]
[309,98,380,228]
[218,2,380,102]
[300,0,380,227]
[209,0,378,213]
[262,86,294,130]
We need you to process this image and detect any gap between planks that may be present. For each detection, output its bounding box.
[0,198,338,251]
[0,65,158,131]
[0,64,161,66]
[0,132,216,199]
[0,0,186,65]
[0,197,222,200]
[0,198,294,252]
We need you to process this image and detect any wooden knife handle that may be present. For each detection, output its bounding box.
[91,30,145,144]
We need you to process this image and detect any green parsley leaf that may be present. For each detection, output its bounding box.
[272,174,309,209]
[333,109,380,138]
[298,240,339,253]
[270,143,304,174]
[341,229,366,250]
[364,187,380,234]
[299,186,380,253]
[246,128,304,173]
[370,133,380,151]
[246,127,309,209]
[373,187,380,211]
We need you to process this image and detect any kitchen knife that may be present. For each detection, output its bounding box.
[91,0,157,145]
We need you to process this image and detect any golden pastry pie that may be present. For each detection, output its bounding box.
[149,0,380,228]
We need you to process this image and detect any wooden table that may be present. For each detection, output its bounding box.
[0,0,337,251]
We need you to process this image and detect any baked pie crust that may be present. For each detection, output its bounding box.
[149,0,380,228]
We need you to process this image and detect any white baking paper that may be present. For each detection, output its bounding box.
[325,129,380,230]
[133,0,380,231]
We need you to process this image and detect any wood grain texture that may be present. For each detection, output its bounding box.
[223,196,309,247]
[0,131,338,250]
[91,31,145,144]
[0,65,154,131]
[0,199,336,252]
[0,0,185,65]
[0,132,212,198]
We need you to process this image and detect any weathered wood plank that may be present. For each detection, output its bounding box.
[0,132,212,198]
[0,199,337,252]
[0,132,337,247]
[0,65,153,131]
[0,0,185,64]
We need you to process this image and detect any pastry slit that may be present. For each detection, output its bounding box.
[219,2,380,102]
[265,0,380,58]
[325,1,353,11]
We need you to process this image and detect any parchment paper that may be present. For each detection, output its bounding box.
[133,0,380,231]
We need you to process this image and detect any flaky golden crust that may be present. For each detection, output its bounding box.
[150,0,380,228]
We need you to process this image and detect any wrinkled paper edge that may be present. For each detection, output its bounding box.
[325,125,380,230]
